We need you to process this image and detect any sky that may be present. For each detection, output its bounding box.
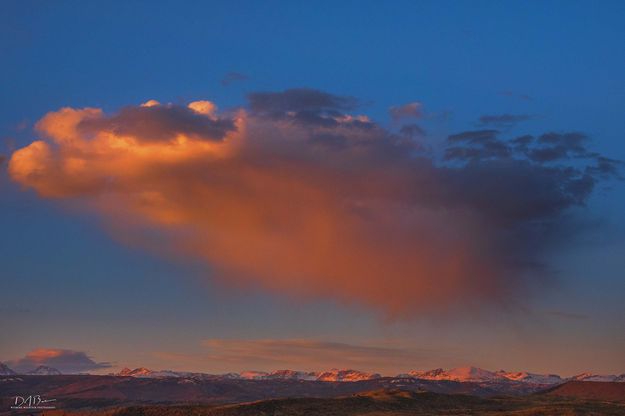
[1,0,625,377]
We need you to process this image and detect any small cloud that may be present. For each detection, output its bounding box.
[221,72,248,86]
[499,91,532,101]
[14,120,30,131]
[140,99,160,107]
[389,102,422,121]
[8,348,111,374]
[247,88,367,128]
[478,114,533,127]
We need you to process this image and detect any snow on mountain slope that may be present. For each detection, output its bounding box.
[0,362,17,375]
[108,366,624,384]
[405,367,565,385]
[113,367,379,381]
[445,367,503,382]
[496,370,563,385]
[118,367,152,377]
[27,366,61,375]
[406,366,505,382]
[571,372,621,382]
[238,370,269,380]
[266,370,318,381]
[236,368,379,381]
[315,369,381,382]
[116,367,191,378]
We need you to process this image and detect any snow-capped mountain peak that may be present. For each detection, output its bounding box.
[238,370,269,380]
[406,366,502,382]
[117,367,155,377]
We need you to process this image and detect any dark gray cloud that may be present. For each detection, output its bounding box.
[511,134,534,148]
[248,88,357,114]
[525,132,588,162]
[448,129,499,144]
[399,124,426,138]
[445,129,511,161]
[440,129,617,232]
[588,156,623,178]
[8,349,112,374]
[221,71,248,86]
[78,104,236,142]
[247,88,370,129]
[479,114,533,127]
[245,93,620,295]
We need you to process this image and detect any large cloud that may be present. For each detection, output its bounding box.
[8,348,111,373]
[8,90,619,317]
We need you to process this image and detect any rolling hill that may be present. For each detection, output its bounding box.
[543,380,625,402]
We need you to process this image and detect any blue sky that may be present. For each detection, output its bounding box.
[1,0,624,376]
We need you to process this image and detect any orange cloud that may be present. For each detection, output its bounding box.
[8,90,617,317]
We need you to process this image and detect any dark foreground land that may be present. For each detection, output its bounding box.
[36,389,625,416]
[2,377,625,415]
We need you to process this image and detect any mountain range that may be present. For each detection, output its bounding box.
[0,363,62,376]
[109,365,625,385]
[2,361,624,385]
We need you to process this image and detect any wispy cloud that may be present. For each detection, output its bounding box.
[154,339,439,373]
[389,102,422,121]
[547,310,590,320]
